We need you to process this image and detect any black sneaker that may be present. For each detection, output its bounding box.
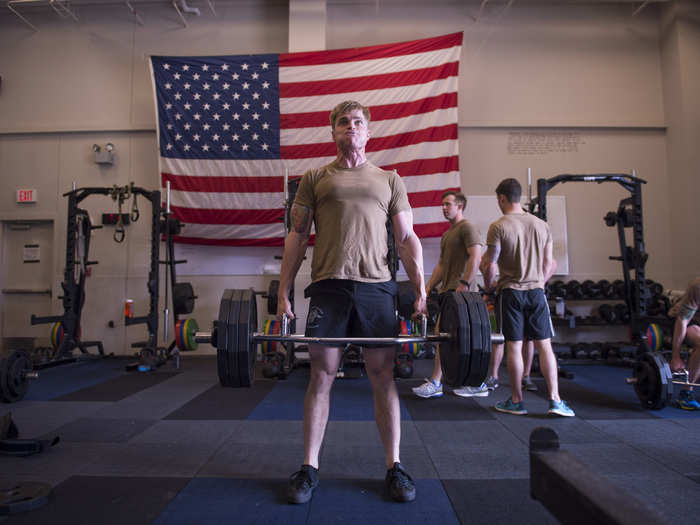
[287,464,319,504]
[385,462,416,502]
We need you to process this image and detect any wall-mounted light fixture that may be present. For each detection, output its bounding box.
[93,143,115,165]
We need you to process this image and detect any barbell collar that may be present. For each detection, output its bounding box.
[195,331,212,344]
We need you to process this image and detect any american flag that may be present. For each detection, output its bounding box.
[150,32,462,246]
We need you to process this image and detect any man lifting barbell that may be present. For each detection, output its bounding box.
[480,178,574,417]
[277,101,427,504]
[668,277,700,410]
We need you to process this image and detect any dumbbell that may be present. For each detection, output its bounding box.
[566,280,584,299]
[582,280,601,299]
[599,304,617,324]
[598,280,614,299]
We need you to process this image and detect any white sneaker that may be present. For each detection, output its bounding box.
[412,378,443,398]
[453,383,490,397]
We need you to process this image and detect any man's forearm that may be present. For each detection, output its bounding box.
[481,262,498,291]
[278,231,309,298]
[398,233,426,299]
[462,256,480,286]
[543,260,555,283]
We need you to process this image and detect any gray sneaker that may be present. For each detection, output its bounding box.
[412,378,443,398]
[484,376,499,391]
[453,383,489,397]
[522,376,537,392]
[548,399,575,417]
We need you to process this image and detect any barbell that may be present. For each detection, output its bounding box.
[195,289,504,388]
[626,351,700,409]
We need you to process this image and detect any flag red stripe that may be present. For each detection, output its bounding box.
[380,156,459,177]
[279,32,463,67]
[414,222,450,238]
[409,188,460,208]
[280,92,457,129]
[280,124,457,160]
[279,62,458,98]
[162,173,284,193]
[171,205,284,225]
[172,235,286,247]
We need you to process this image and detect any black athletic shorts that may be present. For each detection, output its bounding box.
[496,288,554,342]
[304,279,398,346]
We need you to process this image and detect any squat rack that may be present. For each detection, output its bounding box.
[528,173,652,345]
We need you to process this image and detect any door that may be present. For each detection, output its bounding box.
[1,220,54,349]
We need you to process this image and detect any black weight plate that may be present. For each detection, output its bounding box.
[476,296,493,383]
[226,290,243,387]
[0,357,8,403]
[216,289,233,386]
[462,292,485,387]
[237,289,256,387]
[1,351,31,403]
[173,282,195,315]
[0,482,52,515]
[438,292,469,387]
[267,280,279,316]
[633,352,670,409]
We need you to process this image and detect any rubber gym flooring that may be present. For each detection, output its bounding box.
[1,355,699,524]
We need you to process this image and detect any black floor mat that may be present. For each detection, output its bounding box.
[164,381,276,420]
[53,372,179,402]
[1,476,188,525]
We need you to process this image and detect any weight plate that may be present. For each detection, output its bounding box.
[173,282,195,315]
[476,294,493,383]
[438,292,470,387]
[216,289,234,386]
[237,289,256,387]
[0,482,52,515]
[226,289,243,387]
[267,280,279,316]
[175,318,199,352]
[0,350,32,403]
[262,319,279,354]
[633,352,672,409]
[463,292,485,387]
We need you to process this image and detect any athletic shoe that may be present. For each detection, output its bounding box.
[453,383,489,397]
[548,399,575,417]
[385,462,416,502]
[484,376,499,390]
[677,390,700,411]
[412,378,443,399]
[522,376,538,392]
[494,397,528,415]
[287,465,319,504]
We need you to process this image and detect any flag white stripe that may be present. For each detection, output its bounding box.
[279,77,458,114]
[281,107,457,146]
[279,46,461,83]
[170,189,285,210]
[179,223,286,240]
[412,206,447,224]
[161,157,285,179]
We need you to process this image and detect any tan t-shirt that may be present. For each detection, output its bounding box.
[293,160,411,283]
[668,277,700,324]
[439,219,482,293]
[486,211,552,292]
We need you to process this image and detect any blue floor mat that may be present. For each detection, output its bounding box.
[154,477,458,525]
[25,357,128,401]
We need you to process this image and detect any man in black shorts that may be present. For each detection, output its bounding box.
[277,100,427,504]
[480,178,574,417]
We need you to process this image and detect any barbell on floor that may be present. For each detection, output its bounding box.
[626,352,700,409]
[194,289,504,388]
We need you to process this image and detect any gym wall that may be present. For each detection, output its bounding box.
[0,0,697,355]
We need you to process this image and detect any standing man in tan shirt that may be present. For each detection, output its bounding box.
[412,191,485,398]
[278,100,427,504]
[480,178,574,417]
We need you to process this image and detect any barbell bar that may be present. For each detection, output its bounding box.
[195,289,504,389]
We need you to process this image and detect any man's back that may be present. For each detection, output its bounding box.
[487,212,551,291]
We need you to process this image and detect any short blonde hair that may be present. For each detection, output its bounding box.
[329,101,371,128]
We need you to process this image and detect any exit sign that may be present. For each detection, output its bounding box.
[16,189,37,203]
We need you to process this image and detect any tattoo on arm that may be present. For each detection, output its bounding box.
[485,244,500,263]
[290,204,312,234]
